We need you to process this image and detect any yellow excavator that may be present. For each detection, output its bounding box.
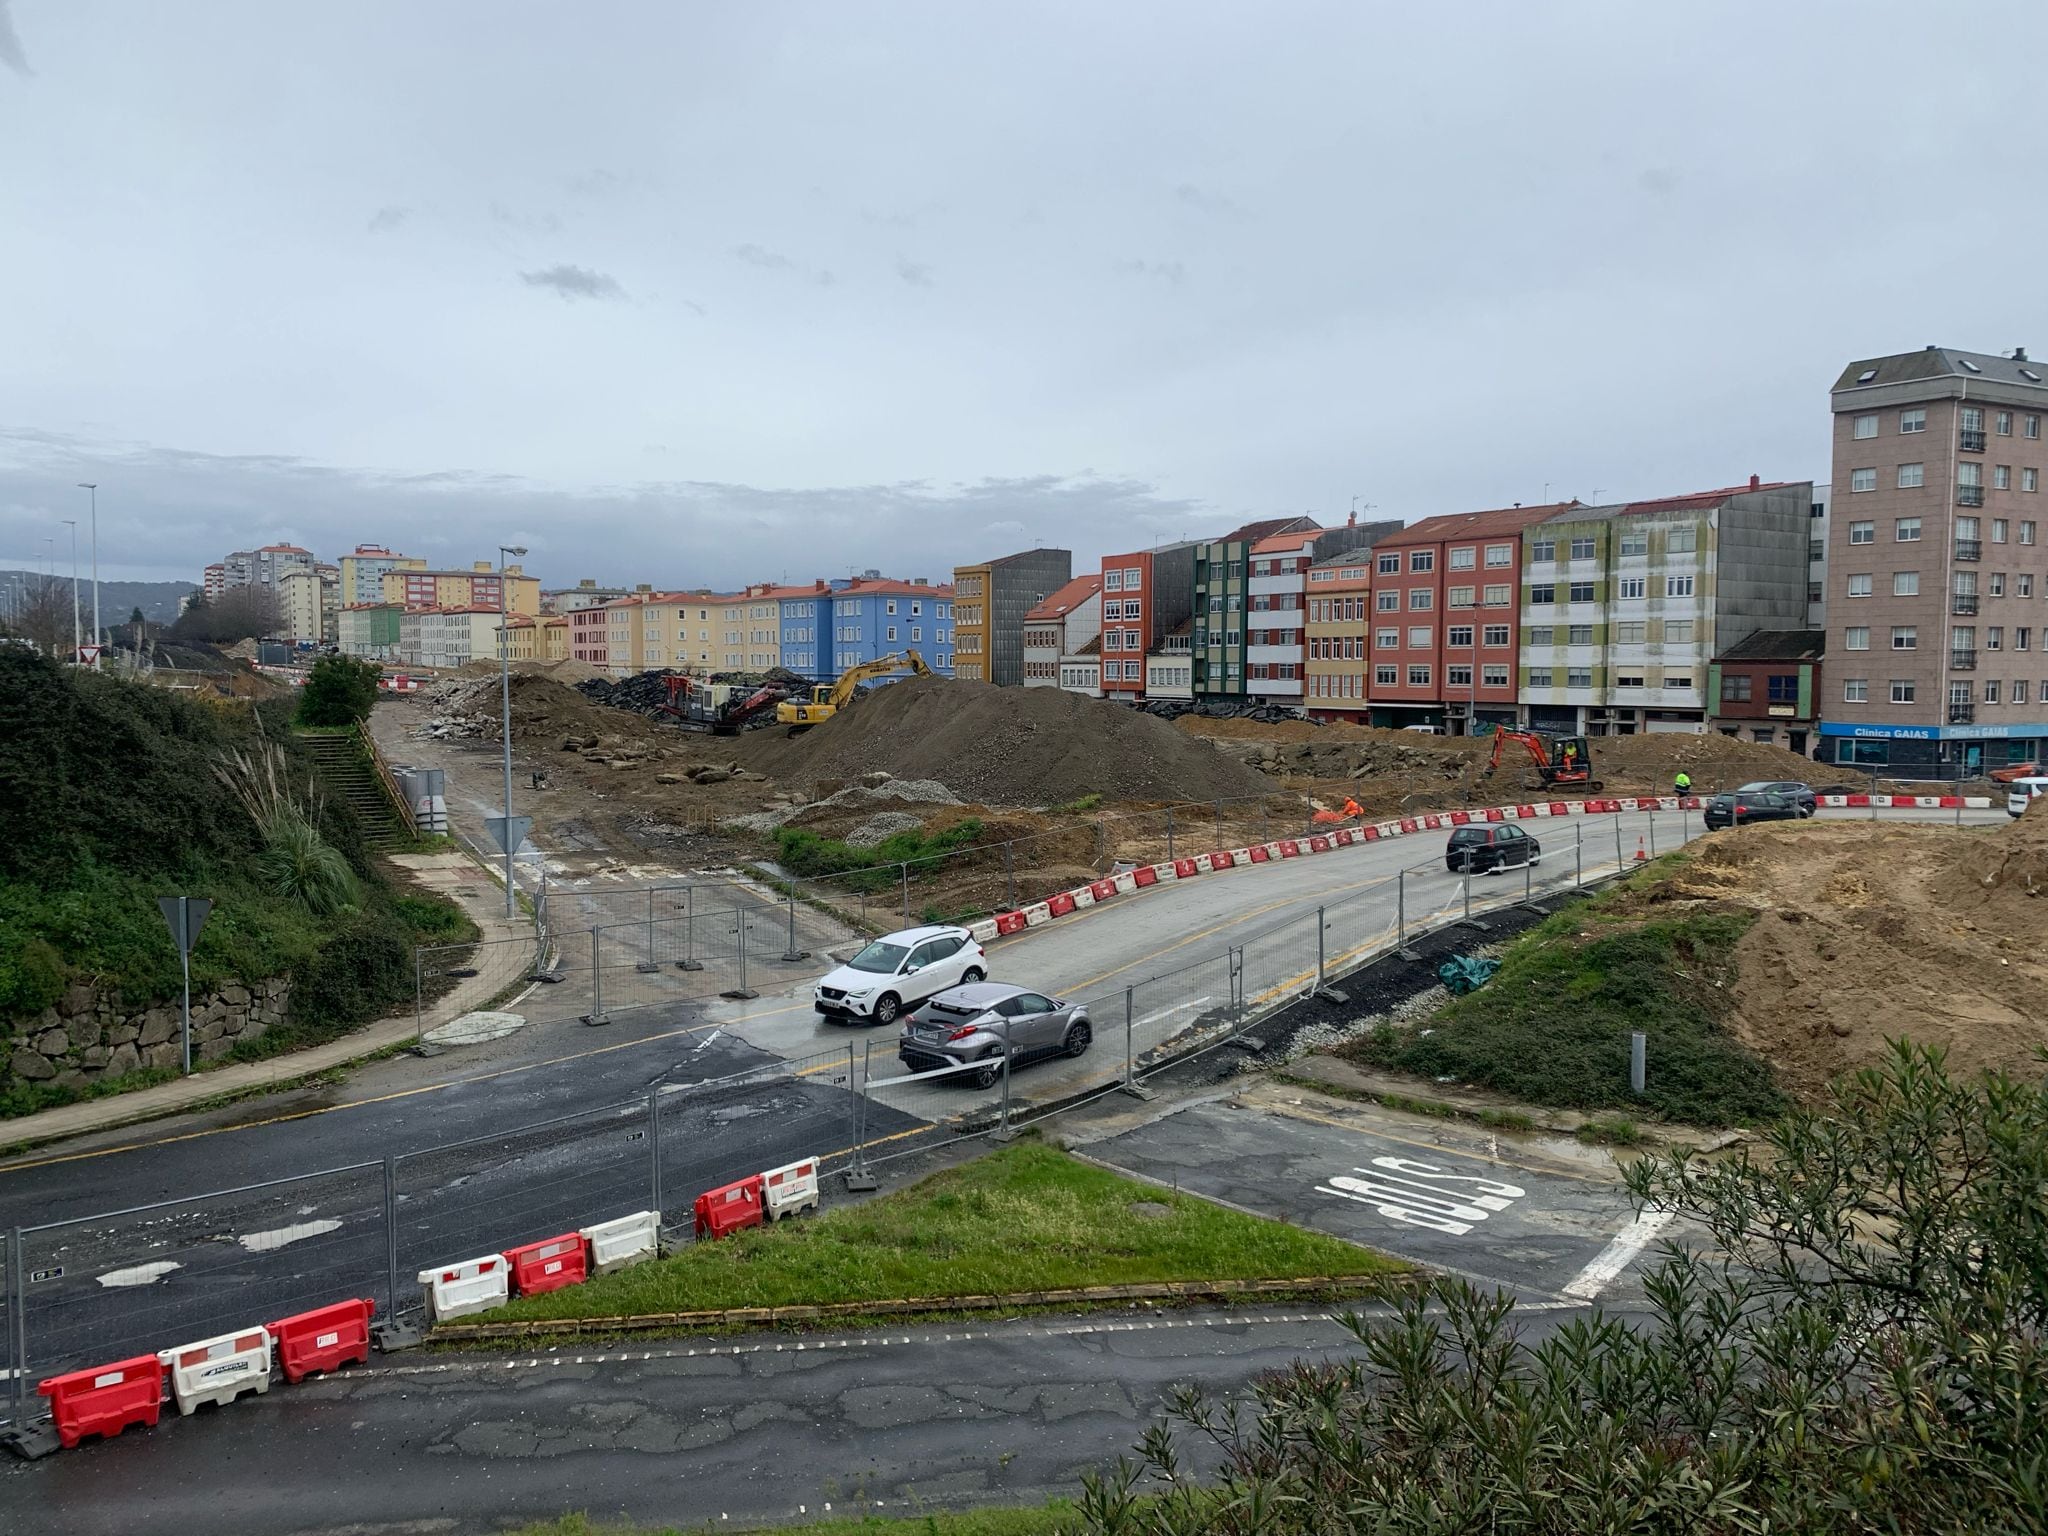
[776,650,932,732]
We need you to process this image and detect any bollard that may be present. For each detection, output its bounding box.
[586,928,610,1024]
[677,885,703,971]
[781,887,807,963]
[1166,805,1176,862]
[382,1157,400,1323]
[1523,840,1534,902]
[1630,1031,1647,1097]
[647,1088,663,1214]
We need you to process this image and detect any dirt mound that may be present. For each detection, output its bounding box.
[1646,819,2047,1104]
[735,676,1272,806]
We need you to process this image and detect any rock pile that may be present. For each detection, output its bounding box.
[9,977,292,1090]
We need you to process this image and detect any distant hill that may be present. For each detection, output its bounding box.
[0,570,197,625]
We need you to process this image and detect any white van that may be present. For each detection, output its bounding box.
[2007,776,2048,818]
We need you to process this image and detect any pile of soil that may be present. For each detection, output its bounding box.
[735,677,1272,806]
[452,656,611,686]
[1642,809,2047,1104]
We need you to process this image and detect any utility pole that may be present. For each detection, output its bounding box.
[77,483,100,666]
[498,544,528,916]
[62,519,80,664]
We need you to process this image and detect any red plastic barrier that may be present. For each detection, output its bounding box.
[268,1298,376,1384]
[1482,807,1503,821]
[1046,891,1078,917]
[1421,815,1443,830]
[1515,804,1535,818]
[1361,825,1379,841]
[504,1233,589,1297]
[1308,835,1331,853]
[1448,811,1470,825]
[1210,849,1237,866]
[994,910,1028,936]
[38,1356,163,1449]
[1398,818,1419,834]
[1248,845,1271,862]
[1549,802,1571,815]
[1278,839,1301,858]
[1089,878,1117,901]
[694,1176,765,1241]
[1132,865,1158,886]
[1173,857,1198,878]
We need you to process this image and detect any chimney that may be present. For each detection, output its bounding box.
[1749,474,1760,490]
[2018,347,2030,363]
[1347,510,1356,527]
[914,576,927,585]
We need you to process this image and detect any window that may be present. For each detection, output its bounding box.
[1618,576,1646,600]
[1767,674,1800,703]
[1991,573,2006,597]
[1568,623,1594,644]
[1525,625,1553,645]
[1614,620,1646,643]
[1850,468,1876,492]
[2018,627,2032,652]
[1569,536,1596,560]
[1408,626,1433,648]
[1375,627,1399,649]
[2028,415,2044,440]
[1987,626,2004,651]
[1529,538,1556,562]
[1528,668,1553,688]
[1722,674,1752,702]
[1994,518,2010,543]
[1447,585,1475,607]
[1619,531,1648,557]
[1845,626,1870,650]
[1408,588,1433,611]
[1894,571,1921,596]
[1483,583,1512,605]
[886,625,897,641]
[1485,544,1513,567]
[1890,679,1916,704]
[1447,625,1473,647]
[1375,665,1398,686]
[2029,470,2043,493]
[1962,406,1984,432]
[1529,584,1554,605]
[1843,678,1868,702]
[1407,665,1431,687]
[1124,567,1140,586]
[1567,668,1593,688]
[1410,550,1435,573]
[1483,665,1509,687]
[1665,619,1694,644]
[1103,570,1122,590]
[1998,411,2014,436]
[2022,522,2037,544]
[1891,626,1917,649]
[1996,465,2013,490]
[1896,517,1921,542]
[1847,574,1872,597]
[1449,546,1475,570]
[1447,665,1472,686]
[1667,525,1697,554]
[1483,624,1510,646]
[1896,462,1924,489]
[1568,581,1595,602]
[1985,680,2002,704]
[1377,590,1399,612]
[1900,408,1926,434]
[1960,462,1984,491]
[1377,552,1400,574]
[1849,520,1874,544]
[1615,673,1644,689]
[1666,575,1695,597]
[1853,413,1878,439]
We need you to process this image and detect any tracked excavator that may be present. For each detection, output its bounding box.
[1478,728,1602,791]
[775,650,932,733]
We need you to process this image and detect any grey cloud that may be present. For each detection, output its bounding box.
[895,256,934,288]
[491,201,563,234]
[366,205,410,233]
[1174,183,1238,216]
[1116,258,1187,286]
[0,1,29,76]
[732,243,834,286]
[518,264,627,301]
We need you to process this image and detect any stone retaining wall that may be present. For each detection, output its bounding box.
[7,977,292,1091]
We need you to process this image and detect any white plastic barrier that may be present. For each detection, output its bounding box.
[581,1210,661,1275]
[1149,862,1179,882]
[1071,886,1096,908]
[1111,870,1139,895]
[418,1253,510,1322]
[762,1157,821,1221]
[967,919,1000,944]
[1020,901,1054,928]
[157,1326,272,1415]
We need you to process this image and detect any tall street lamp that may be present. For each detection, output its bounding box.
[498,544,528,916]
[62,519,80,664]
[77,483,99,666]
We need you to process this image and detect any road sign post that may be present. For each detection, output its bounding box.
[156,896,213,1075]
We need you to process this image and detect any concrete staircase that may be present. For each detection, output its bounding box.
[301,731,407,850]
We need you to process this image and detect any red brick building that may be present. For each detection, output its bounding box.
[1097,541,1197,701]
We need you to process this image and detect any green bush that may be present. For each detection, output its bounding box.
[0,935,65,1016]
[289,908,417,1029]
[295,654,383,728]
[773,818,986,891]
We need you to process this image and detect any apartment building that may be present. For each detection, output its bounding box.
[1059,636,1104,697]
[1519,479,1809,737]
[545,579,641,616]
[277,566,326,646]
[337,545,424,607]
[1366,504,1572,730]
[568,604,611,669]
[826,577,955,679]
[1806,486,1830,627]
[1242,518,1401,708]
[1822,345,2048,775]
[952,548,1072,685]
[598,585,663,677]
[409,607,506,670]
[1303,551,1374,718]
[1144,620,1194,700]
[382,561,540,617]
[1707,629,1824,751]
[503,612,570,662]
[1189,518,1317,701]
[1098,542,1196,703]
[338,602,403,660]
[1022,575,1103,688]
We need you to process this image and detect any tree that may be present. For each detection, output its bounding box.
[295,654,383,727]
[1079,1042,2048,1536]
[171,586,282,644]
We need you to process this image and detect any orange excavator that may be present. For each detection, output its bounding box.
[1479,728,1602,791]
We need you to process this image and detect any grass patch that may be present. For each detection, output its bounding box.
[1576,1116,1648,1148]
[1338,876,1783,1127]
[513,1507,1080,1536]
[773,819,987,894]
[494,1142,1399,1325]
[1057,793,1103,814]
[1476,1108,1537,1132]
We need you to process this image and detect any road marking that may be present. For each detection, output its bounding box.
[1135,997,1213,1028]
[1317,1156,1530,1237]
[97,1261,180,1288]
[237,1218,343,1252]
[1561,1210,1675,1301]
[1260,1099,1608,1183]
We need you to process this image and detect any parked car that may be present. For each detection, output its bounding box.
[2008,776,2048,818]
[1701,790,1802,830]
[812,925,985,1025]
[1444,823,1541,874]
[897,982,1092,1088]
[1732,779,1819,817]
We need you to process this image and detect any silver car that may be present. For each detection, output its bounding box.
[897,982,1092,1089]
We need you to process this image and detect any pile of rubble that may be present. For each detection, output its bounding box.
[576,667,812,720]
[723,773,962,835]
[1139,698,1318,727]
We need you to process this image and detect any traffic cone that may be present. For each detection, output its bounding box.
[1633,835,1647,862]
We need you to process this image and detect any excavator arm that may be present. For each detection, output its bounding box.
[826,649,929,708]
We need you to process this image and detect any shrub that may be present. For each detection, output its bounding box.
[289,908,416,1029]
[0,934,66,1016]
[296,654,383,728]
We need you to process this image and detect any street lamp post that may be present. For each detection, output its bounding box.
[77,484,99,666]
[498,545,528,916]
[62,520,80,664]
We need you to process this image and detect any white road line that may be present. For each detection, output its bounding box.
[1561,1210,1675,1301]
[237,1218,343,1253]
[1134,997,1213,1028]
[96,1261,181,1288]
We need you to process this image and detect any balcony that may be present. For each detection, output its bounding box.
[1949,649,1977,671]
[1948,702,1976,725]
[1960,428,1987,453]
[1951,594,1979,615]
[1955,538,1982,560]
[1957,485,1985,507]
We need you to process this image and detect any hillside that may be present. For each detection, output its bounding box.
[0,569,196,624]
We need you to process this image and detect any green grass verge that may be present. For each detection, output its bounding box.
[772,819,986,893]
[1337,868,1783,1127]
[515,1506,1078,1536]
[494,1142,1399,1324]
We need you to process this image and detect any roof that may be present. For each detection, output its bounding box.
[837,578,956,599]
[1073,635,1102,656]
[1024,574,1103,621]
[1252,527,1323,555]
[1546,478,1807,524]
[1309,543,1380,570]
[1390,502,1580,545]
[970,547,1073,570]
[257,543,314,555]
[1832,346,2048,396]
[1714,628,1826,663]
[1222,515,1318,544]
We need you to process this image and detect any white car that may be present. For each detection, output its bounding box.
[2008,776,2048,818]
[812,925,986,1025]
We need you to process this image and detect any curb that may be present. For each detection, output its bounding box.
[425,1272,1420,1341]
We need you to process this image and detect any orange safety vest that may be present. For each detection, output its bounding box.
[1343,798,1363,819]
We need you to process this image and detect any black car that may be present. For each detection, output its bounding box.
[1702,790,1802,830]
[1733,779,1818,817]
[1445,823,1541,873]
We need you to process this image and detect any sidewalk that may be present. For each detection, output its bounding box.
[0,853,536,1156]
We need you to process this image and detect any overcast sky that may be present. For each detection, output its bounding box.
[3,1,2044,589]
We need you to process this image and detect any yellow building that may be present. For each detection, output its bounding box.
[381,560,540,616]
[337,546,425,607]
[502,613,569,661]
[276,567,326,645]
